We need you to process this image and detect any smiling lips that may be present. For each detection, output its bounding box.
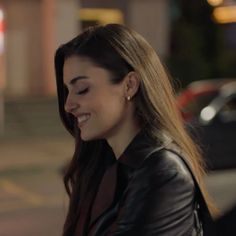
[77,113,91,127]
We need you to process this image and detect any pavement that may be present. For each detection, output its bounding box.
[0,133,236,236]
[0,134,74,236]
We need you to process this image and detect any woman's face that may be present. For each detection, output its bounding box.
[63,56,128,141]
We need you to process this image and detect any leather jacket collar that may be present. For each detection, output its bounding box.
[117,129,171,169]
[117,129,162,169]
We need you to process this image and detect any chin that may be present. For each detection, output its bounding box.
[79,125,114,141]
[80,131,102,141]
[80,134,93,141]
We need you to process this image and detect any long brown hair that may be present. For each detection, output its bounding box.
[54,24,217,236]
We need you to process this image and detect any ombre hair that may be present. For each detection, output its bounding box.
[55,24,217,236]
[98,23,217,213]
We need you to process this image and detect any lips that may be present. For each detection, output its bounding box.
[77,113,91,127]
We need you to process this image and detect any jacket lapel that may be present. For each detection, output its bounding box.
[88,162,118,230]
[87,129,167,235]
[88,129,162,232]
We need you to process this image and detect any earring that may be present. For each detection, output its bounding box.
[127,96,131,101]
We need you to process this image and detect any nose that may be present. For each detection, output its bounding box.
[64,95,79,114]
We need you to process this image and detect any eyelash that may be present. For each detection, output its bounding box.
[77,88,89,95]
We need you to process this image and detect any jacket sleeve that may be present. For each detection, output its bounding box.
[107,150,196,236]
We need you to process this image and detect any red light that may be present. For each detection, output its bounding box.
[0,21,4,32]
[0,8,3,33]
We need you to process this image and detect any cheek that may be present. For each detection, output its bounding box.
[95,96,125,122]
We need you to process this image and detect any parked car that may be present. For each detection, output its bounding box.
[177,79,235,122]
[185,80,236,170]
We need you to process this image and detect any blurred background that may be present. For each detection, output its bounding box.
[0,0,236,235]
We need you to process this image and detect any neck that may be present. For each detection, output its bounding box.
[106,119,141,160]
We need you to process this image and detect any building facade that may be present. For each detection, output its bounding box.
[0,0,79,97]
[0,0,170,97]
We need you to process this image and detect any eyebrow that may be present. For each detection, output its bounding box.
[69,76,89,85]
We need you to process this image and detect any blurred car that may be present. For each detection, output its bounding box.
[177,79,235,122]
[185,80,236,170]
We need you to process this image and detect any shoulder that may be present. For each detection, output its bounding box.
[132,147,195,191]
[114,146,197,236]
[122,146,196,223]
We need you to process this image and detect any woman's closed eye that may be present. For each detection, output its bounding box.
[77,88,89,95]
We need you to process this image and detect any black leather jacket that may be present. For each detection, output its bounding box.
[78,130,199,236]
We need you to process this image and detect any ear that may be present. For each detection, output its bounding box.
[123,71,140,99]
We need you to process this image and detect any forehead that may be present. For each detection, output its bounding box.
[63,56,92,79]
[63,56,112,85]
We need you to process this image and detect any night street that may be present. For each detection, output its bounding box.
[1,0,236,235]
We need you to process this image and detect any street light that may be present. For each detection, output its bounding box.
[207,0,236,23]
[79,8,124,26]
[207,0,224,6]
[213,5,236,23]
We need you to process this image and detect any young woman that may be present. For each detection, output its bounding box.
[55,24,217,236]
